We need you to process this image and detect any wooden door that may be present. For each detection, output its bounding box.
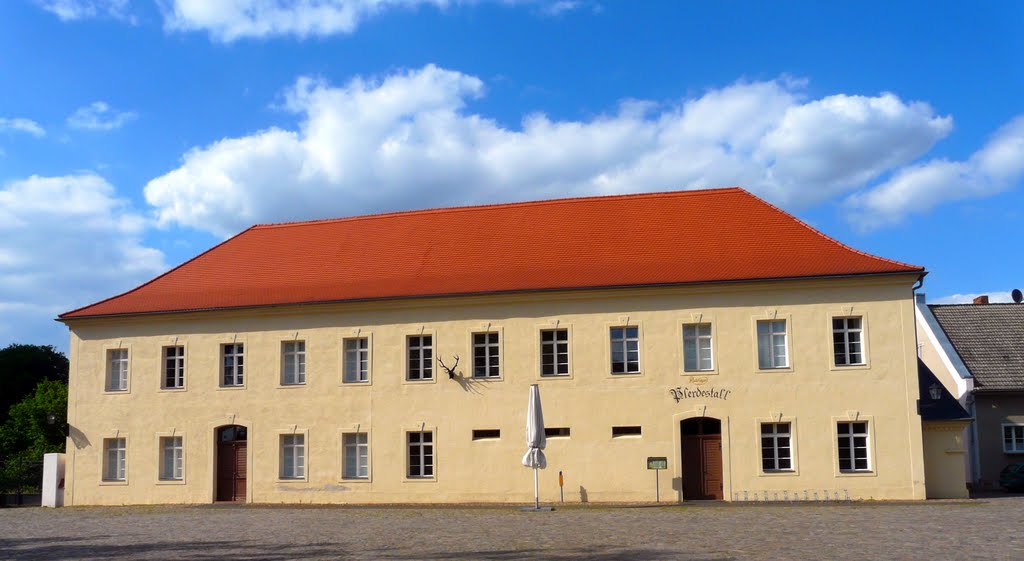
[701,436,723,500]
[216,441,247,502]
[681,437,704,499]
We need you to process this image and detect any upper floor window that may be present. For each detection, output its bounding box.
[106,349,128,392]
[222,343,244,387]
[280,434,305,479]
[1004,425,1024,453]
[610,326,640,374]
[103,437,126,481]
[832,317,865,366]
[472,332,500,378]
[281,341,306,385]
[159,436,183,481]
[760,423,793,472]
[756,320,788,369]
[407,335,433,381]
[837,421,870,472]
[683,323,713,372]
[540,329,569,376]
[343,337,370,383]
[163,346,184,389]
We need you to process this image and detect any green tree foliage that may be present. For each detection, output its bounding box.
[0,380,67,493]
[0,344,69,425]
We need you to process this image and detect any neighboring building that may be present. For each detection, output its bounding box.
[917,295,1024,491]
[58,188,936,505]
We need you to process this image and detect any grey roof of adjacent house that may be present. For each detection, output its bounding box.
[929,303,1024,392]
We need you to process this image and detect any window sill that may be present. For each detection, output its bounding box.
[539,374,573,380]
[759,470,799,477]
[103,390,130,395]
[342,380,372,386]
[469,376,503,382]
[216,386,247,391]
[682,370,717,376]
[156,478,186,485]
[157,387,186,393]
[403,476,437,483]
[608,372,644,378]
[277,477,307,483]
[830,363,871,372]
[837,470,877,477]
[99,479,129,486]
[755,366,794,374]
[340,476,372,484]
[277,384,307,389]
[402,378,437,385]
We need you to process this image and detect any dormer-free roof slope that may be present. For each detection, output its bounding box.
[60,188,923,319]
[929,303,1024,391]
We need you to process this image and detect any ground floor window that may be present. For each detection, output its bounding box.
[837,421,870,472]
[159,436,183,480]
[343,433,369,479]
[280,434,305,479]
[1004,424,1024,453]
[407,431,434,478]
[760,423,792,471]
[103,437,126,481]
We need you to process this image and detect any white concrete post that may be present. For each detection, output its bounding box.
[42,453,65,508]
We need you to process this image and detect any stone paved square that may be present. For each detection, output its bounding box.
[2,497,1022,560]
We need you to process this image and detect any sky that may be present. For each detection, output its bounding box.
[1,0,1023,352]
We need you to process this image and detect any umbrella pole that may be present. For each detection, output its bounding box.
[534,466,540,510]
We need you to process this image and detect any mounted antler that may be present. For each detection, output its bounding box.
[438,354,460,379]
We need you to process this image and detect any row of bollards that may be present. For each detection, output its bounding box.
[732,489,854,502]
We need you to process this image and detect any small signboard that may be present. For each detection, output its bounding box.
[647,457,668,470]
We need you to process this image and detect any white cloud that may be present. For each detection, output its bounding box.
[0,117,46,138]
[144,65,955,237]
[931,291,1015,305]
[845,116,1024,230]
[67,101,138,131]
[538,1,581,16]
[162,0,449,42]
[35,0,133,22]
[0,174,165,348]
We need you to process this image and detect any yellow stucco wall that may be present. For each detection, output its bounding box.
[922,421,971,498]
[62,275,927,505]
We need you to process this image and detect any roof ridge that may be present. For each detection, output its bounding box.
[57,226,258,319]
[736,190,924,272]
[250,187,744,230]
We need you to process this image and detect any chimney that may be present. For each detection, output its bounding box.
[973,295,989,305]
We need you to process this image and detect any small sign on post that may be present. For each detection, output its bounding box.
[647,457,667,503]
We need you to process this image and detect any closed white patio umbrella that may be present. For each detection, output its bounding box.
[522,383,547,510]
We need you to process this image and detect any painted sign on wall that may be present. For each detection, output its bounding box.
[669,386,731,402]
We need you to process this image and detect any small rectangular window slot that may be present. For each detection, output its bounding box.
[545,427,570,438]
[612,426,642,438]
[472,429,501,440]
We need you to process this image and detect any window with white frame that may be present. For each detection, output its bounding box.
[837,421,870,472]
[343,338,369,383]
[472,332,500,378]
[342,433,369,479]
[407,335,433,381]
[280,434,305,479]
[760,423,793,471]
[683,323,713,372]
[107,349,128,391]
[159,436,183,480]
[610,326,640,374]
[281,341,306,385]
[103,437,126,481]
[163,346,185,389]
[832,317,865,366]
[540,329,569,376]
[222,344,244,387]
[1003,424,1024,453]
[407,431,434,478]
[757,320,788,369]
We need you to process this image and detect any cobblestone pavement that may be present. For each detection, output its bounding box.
[2,497,1023,561]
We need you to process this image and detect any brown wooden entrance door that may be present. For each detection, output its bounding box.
[680,417,723,500]
[216,426,247,502]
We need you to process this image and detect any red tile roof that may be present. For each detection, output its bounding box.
[60,188,923,319]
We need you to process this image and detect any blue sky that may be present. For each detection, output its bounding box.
[1,0,1023,351]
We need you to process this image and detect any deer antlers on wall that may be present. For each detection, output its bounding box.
[438,355,460,379]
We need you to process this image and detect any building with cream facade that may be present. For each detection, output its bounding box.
[57,188,944,504]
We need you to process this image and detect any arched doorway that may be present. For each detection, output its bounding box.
[215,425,247,502]
[680,417,723,500]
